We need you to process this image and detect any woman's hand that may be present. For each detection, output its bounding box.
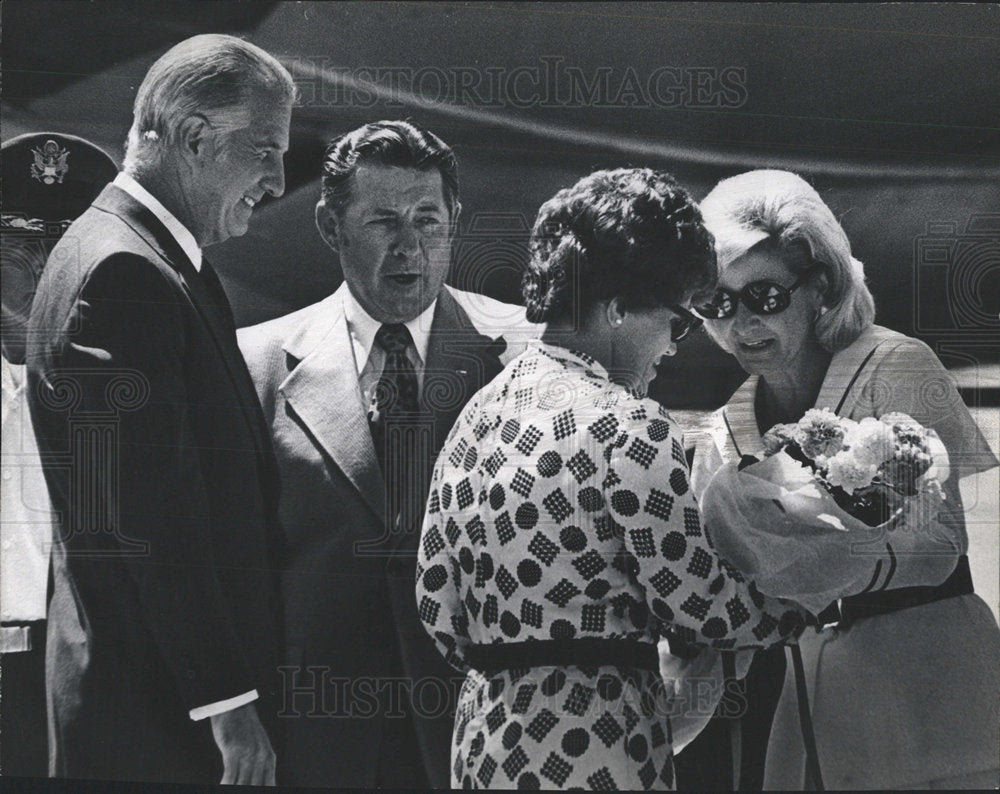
[658,638,756,752]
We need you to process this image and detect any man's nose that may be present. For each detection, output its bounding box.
[263,154,285,198]
[392,222,420,257]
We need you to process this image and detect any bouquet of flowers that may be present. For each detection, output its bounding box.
[699,410,956,612]
[759,409,949,527]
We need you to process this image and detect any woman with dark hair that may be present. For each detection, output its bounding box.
[690,169,999,789]
[415,168,809,790]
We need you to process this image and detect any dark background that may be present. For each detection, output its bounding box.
[3,1,998,407]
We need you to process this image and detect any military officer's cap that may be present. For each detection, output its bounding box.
[2,132,118,236]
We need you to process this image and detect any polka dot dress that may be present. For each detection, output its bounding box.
[416,342,806,789]
[450,664,677,789]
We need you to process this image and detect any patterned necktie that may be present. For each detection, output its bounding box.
[368,323,421,472]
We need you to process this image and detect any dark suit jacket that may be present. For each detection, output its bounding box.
[26,184,283,783]
[237,284,507,788]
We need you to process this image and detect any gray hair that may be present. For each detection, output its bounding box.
[123,34,295,174]
[698,169,875,353]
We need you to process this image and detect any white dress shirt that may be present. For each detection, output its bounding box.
[342,286,437,411]
[113,172,202,271]
[1,356,55,638]
[113,172,256,722]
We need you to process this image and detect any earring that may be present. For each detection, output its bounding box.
[614,318,623,326]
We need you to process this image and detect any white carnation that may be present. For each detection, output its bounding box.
[842,417,895,469]
[824,450,878,493]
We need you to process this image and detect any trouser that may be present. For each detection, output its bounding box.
[1,620,48,777]
[374,697,432,789]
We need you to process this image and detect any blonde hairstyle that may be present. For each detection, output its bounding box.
[123,34,295,174]
[699,170,875,353]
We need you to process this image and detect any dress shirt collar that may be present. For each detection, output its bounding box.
[2,355,23,398]
[2,356,25,431]
[114,172,202,271]
[342,286,437,375]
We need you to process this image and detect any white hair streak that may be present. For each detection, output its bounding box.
[122,34,294,175]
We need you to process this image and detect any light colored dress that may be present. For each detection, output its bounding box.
[693,325,1000,789]
[416,341,809,790]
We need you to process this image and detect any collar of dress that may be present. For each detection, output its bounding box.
[721,325,893,458]
[529,339,645,399]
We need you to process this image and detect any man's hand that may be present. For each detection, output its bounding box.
[209,702,276,785]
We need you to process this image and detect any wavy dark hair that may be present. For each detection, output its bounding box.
[320,119,459,217]
[521,168,717,324]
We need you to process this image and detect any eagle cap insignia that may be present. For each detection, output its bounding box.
[31,140,71,185]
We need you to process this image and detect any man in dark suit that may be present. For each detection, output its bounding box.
[238,120,534,788]
[26,35,294,784]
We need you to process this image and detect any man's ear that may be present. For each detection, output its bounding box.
[315,200,340,253]
[177,114,211,162]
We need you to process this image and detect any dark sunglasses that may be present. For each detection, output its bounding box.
[693,271,814,320]
[667,303,703,342]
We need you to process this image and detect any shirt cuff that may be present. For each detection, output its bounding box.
[189,689,258,721]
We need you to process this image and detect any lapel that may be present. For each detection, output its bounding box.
[814,325,894,418]
[93,185,273,466]
[383,289,506,552]
[720,375,762,459]
[277,286,507,533]
[278,284,386,523]
[423,287,507,447]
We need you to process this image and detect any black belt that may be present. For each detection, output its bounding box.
[466,638,660,673]
[794,556,975,791]
[815,554,974,628]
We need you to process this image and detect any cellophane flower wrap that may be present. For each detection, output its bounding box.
[700,409,953,612]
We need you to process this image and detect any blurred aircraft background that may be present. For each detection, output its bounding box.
[3,1,998,408]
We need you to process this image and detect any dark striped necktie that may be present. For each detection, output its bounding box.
[368,323,421,473]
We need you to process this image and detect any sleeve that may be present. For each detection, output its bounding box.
[689,408,729,501]
[863,337,998,480]
[849,336,997,590]
[64,254,257,711]
[608,407,810,650]
[416,440,473,674]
